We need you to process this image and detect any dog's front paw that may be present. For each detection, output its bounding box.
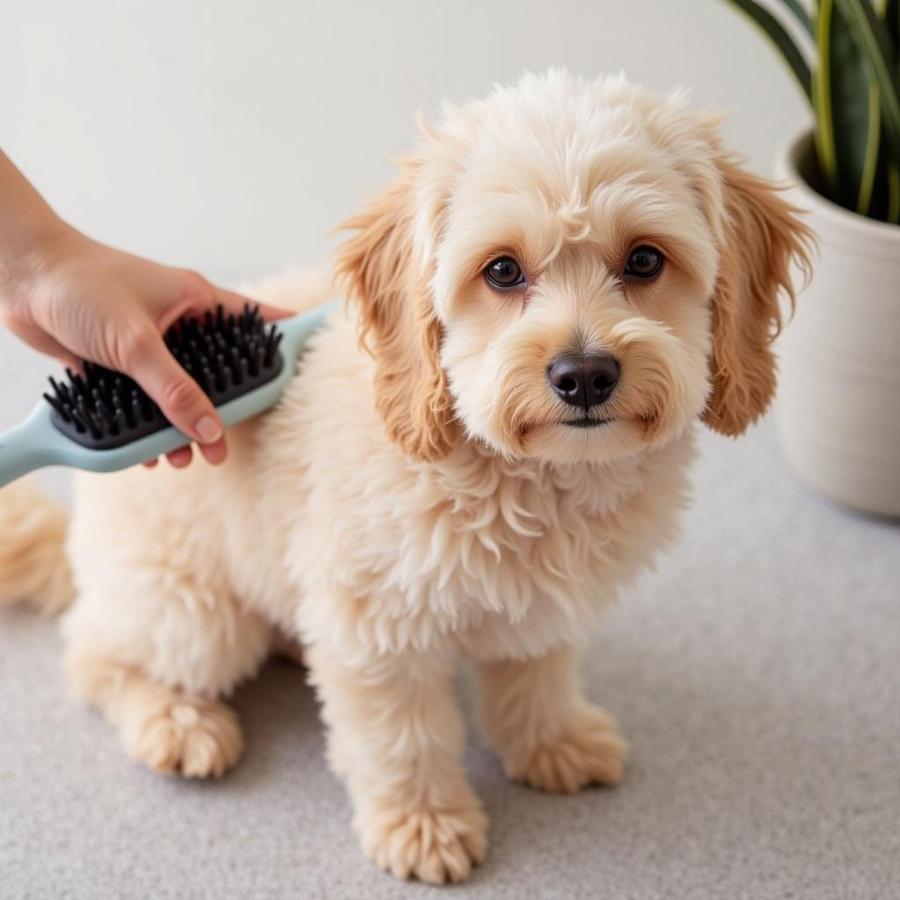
[506,706,628,794]
[124,697,244,779]
[361,800,488,884]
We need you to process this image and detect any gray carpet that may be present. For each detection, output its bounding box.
[1,366,899,898]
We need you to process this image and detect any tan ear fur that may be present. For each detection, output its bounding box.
[334,164,458,462]
[702,157,814,436]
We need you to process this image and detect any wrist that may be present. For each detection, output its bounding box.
[0,214,79,307]
[0,151,83,307]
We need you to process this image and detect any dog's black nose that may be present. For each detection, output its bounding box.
[547,353,620,409]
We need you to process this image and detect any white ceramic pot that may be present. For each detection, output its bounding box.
[775,130,900,518]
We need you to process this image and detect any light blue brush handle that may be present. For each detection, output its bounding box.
[0,300,337,487]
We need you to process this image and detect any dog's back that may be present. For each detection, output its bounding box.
[0,479,73,615]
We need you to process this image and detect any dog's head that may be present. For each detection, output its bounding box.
[336,70,813,465]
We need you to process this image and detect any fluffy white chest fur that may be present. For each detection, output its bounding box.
[250,311,695,663]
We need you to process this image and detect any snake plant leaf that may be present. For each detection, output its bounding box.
[865,130,900,220]
[722,0,813,99]
[834,0,900,163]
[817,0,879,213]
[814,0,841,197]
[883,0,900,222]
[726,0,899,223]
[885,0,899,56]
[869,0,900,222]
[780,0,814,34]
[857,82,884,215]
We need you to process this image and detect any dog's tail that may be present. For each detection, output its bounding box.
[0,479,73,615]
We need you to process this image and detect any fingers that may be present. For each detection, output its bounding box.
[2,313,81,371]
[121,325,223,447]
[141,439,226,469]
[159,273,292,333]
[165,446,193,468]
[212,284,293,322]
[121,301,237,470]
[197,434,228,465]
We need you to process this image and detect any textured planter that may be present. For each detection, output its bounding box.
[775,131,900,518]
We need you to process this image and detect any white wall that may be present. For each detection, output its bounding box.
[1,0,810,285]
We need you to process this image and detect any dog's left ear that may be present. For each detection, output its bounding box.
[334,160,458,462]
[700,157,814,436]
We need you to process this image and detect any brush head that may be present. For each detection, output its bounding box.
[43,304,284,450]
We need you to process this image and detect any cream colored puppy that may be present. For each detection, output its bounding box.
[0,71,812,884]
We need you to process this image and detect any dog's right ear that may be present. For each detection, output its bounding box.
[334,162,458,462]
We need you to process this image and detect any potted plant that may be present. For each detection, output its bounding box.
[723,0,900,517]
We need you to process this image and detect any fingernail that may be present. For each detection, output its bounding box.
[194,415,222,443]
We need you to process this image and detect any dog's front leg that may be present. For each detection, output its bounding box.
[476,642,628,793]
[307,645,487,884]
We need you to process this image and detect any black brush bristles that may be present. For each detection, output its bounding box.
[44,304,284,450]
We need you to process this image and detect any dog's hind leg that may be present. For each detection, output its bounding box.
[65,653,245,778]
[62,578,272,779]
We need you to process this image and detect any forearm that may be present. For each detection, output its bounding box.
[0,150,72,299]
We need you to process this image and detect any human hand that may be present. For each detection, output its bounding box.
[1,225,289,468]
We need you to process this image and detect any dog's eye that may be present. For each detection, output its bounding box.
[624,246,664,280]
[484,256,526,290]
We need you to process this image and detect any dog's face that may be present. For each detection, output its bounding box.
[337,71,812,464]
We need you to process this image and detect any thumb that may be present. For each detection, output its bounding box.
[121,325,222,445]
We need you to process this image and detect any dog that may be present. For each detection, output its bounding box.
[0,70,812,884]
